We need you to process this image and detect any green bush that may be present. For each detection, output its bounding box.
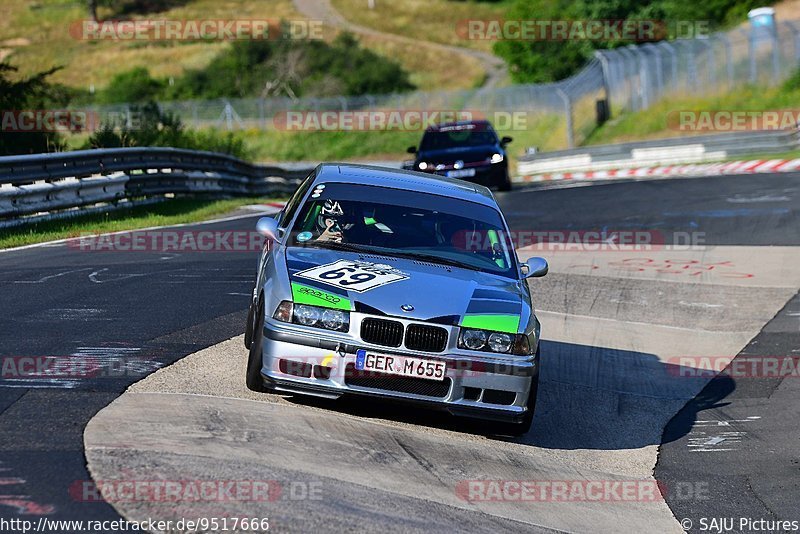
[495,0,776,83]
[84,102,251,159]
[99,29,414,103]
[98,67,166,104]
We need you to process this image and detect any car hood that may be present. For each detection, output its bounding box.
[417,144,499,164]
[285,247,525,330]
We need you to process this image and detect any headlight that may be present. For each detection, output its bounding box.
[275,302,350,332]
[294,304,321,326]
[418,161,428,170]
[488,332,513,353]
[321,309,347,331]
[490,153,504,164]
[460,329,487,350]
[273,301,293,322]
[458,327,532,355]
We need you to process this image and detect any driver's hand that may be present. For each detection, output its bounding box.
[317,219,343,243]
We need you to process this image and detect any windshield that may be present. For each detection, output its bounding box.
[419,128,498,151]
[289,183,516,278]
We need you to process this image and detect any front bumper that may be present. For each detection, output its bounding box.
[260,321,537,423]
[429,163,507,187]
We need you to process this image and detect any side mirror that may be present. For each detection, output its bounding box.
[521,257,548,278]
[256,217,281,243]
[407,146,417,154]
[500,136,513,146]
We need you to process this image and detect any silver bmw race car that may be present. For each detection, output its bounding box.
[245,164,547,435]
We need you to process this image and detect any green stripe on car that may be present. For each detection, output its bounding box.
[461,314,520,334]
[291,283,351,311]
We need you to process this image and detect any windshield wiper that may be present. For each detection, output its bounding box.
[387,251,481,272]
[302,241,375,254]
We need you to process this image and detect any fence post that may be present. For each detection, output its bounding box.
[641,44,663,101]
[749,27,758,83]
[658,41,679,93]
[556,87,574,149]
[617,47,638,111]
[594,51,613,117]
[635,46,650,109]
[685,41,699,91]
[702,39,717,88]
[718,34,735,90]
[786,21,800,62]
[772,24,781,81]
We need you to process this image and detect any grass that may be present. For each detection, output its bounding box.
[717,148,800,162]
[585,83,800,146]
[1,0,299,89]
[354,32,485,90]
[234,111,563,169]
[0,196,283,249]
[0,0,483,93]
[60,109,565,171]
[330,0,513,54]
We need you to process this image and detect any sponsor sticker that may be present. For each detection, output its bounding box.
[290,283,351,310]
[294,260,409,293]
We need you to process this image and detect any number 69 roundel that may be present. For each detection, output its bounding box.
[294,259,409,293]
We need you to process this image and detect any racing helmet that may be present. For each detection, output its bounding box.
[315,199,345,234]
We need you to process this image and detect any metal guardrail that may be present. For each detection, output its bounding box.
[517,129,800,175]
[0,148,313,227]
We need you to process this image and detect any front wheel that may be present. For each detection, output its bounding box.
[245,296,267,392]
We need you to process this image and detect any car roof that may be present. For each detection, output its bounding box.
[313,163,498,208]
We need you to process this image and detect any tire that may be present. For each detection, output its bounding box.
[488,369,539,437]
[245,296,267,392]
[244,300,255,349]
[497,173,512,192]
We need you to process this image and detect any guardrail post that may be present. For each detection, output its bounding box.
[556,87,574,149]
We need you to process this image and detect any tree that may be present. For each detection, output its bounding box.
[0,63,67,156]
[88,0,98,21]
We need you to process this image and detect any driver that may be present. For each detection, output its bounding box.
[314,199,350,243]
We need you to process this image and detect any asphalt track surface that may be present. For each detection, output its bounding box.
[1,173,799,532]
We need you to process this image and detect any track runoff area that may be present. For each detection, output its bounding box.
[1,172,798,533]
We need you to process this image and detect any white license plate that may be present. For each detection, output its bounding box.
[355,349,446,381]
[446,168,476,178]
